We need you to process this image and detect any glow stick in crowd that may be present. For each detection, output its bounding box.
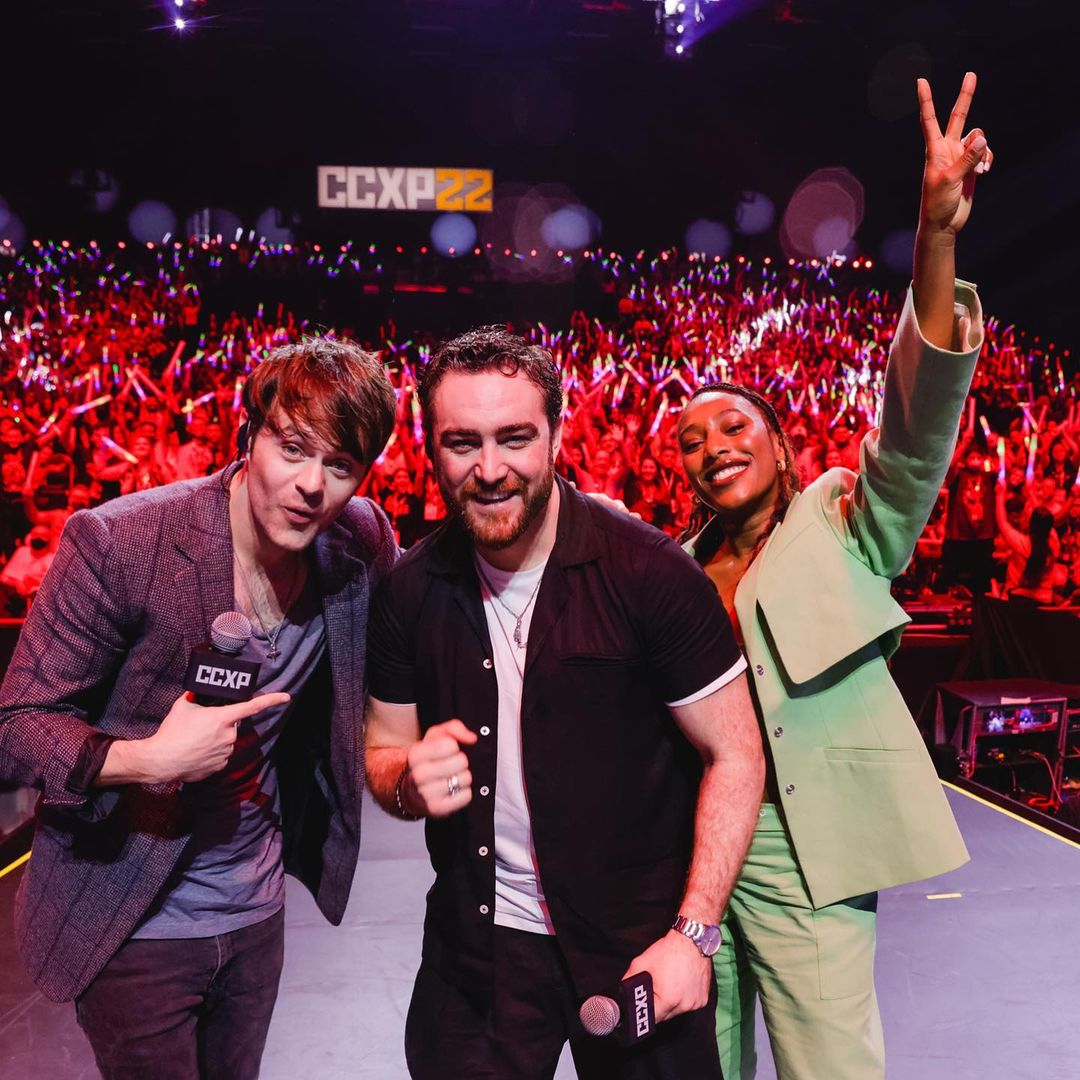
[649,396,669,437]
[101,437,138,465]
[1026,431,1038,484]
[997,437,1007,483]
[233,377,244,414]
[71,394,114,415]
[135,368,166,399]
[613,372,629,407]
[182,391,216,414]
[979,416,992,440]
[38,410,60,436]
[116,373,137,401]
[411,397,422,444]
[375,430,397,466]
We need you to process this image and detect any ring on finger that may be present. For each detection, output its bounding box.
[447,774,461,798]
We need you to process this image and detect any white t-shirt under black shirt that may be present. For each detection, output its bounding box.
[475,552,553,935]
[474,551,745,936]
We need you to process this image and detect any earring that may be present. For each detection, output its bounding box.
[777,459,786,472]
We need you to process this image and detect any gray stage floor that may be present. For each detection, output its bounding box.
[1,784,1078,1079]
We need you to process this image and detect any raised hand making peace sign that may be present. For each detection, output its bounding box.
[917,71,994,237]
[911,71,994,349]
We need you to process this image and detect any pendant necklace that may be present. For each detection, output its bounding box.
[475,561,543,650]
[234,553,302,661]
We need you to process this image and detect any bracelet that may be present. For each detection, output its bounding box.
[394,767,422,821]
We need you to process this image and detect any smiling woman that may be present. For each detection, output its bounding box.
[677,72,991,1080]
[678,383,802,579]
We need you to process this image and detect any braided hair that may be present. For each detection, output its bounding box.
[678,383,802,561]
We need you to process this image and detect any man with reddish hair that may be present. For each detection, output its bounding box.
[0,337,397,1079]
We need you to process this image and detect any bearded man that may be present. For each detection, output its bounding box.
[364,327,763,1079]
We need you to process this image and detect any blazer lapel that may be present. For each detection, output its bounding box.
[174,472,237,656]
[313,523,369,803]
[733,513,786,638]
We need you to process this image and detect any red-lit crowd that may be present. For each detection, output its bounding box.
[1,240,1077,614]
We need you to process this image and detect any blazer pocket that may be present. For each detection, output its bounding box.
[822,747,919,764]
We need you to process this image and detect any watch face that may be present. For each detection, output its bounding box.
[698,925,723,957]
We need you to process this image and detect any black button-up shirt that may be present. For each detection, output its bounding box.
[368,478,743,998]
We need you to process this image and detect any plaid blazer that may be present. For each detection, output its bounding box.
[0,466,397,1001]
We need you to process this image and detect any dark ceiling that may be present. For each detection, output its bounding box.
[4,0,1078,345]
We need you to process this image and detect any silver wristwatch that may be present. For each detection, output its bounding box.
[671,914,723,957]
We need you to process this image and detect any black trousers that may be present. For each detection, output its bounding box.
[405,925,723,1080]
[75,907,285,1080]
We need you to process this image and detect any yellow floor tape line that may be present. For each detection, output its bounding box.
[944,780,1080,852]
[0,850,30,881]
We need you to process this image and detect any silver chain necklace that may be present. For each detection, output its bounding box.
[485,593,526,678]
[233,553,302,661]
[475,559,543,650]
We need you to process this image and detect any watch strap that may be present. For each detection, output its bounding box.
[671,914,723,956]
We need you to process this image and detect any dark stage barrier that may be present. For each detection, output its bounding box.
[0,620,20,676]
[963,597,1080,683]
[0,620,32,847]
[890,629,971,731]
[0,614,971,848]
[5,599,1073,846]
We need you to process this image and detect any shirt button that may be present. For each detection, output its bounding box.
[483,658,493,670]
[479,786,490,796]
[773,726,784,738]
[480,726,491,736]
[785,783,796,795]
[479,904,489,915]
[478,846,489,857]
[755,665,765,676]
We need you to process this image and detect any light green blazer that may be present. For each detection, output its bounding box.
[687,282,982,909]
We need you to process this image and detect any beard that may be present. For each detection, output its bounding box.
[442,460,556,551]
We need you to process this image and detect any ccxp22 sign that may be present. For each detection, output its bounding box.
[318,166,494,212]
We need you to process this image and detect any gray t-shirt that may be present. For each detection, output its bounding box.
[133,574,326,939]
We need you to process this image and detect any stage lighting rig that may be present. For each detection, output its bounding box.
[164,0,207,32]
[651,0,714,58]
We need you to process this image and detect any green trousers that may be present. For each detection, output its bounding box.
[713,803,885,1080]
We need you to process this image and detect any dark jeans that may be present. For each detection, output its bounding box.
[405,925,722,1080]
[75,907,285,1080]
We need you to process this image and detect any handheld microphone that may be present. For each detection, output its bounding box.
[183,611,261,706]
[579,971,656,1046]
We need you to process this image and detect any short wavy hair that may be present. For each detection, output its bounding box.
[242,337,395,465]
[419,326,562,442]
